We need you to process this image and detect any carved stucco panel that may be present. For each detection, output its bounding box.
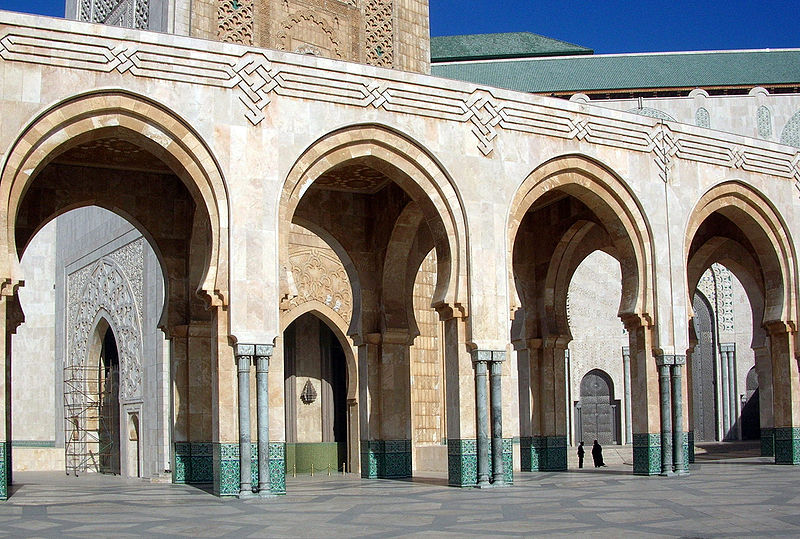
[67,239,145,401]
[287,246,353,325]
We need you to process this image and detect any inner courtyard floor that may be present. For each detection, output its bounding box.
[1,450,798,537]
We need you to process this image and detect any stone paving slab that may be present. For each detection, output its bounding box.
[1,458,799,537]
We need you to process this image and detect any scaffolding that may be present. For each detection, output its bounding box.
[64,362,120,476]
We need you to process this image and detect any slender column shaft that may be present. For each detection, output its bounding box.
[489,356,504,485]
[622,346,632,444]
[473,352,490,487]
[658,361,673,476]
[237,352,253,496]
[726,347,737,438]
[720,346,730,439]
[256,345,272,496]
[671,362,686,474]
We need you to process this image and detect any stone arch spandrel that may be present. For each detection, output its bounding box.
[0,90,230,309]
[508,154,655,327]
[685,181,798,326]
[279,124,468,316]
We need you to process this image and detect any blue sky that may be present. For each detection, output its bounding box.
[0,0,797,54]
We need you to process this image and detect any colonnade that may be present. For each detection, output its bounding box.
[234,343,274,498]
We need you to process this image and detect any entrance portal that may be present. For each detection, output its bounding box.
[284,313,348,474]
[98,327,121,475]
[575,369,620,445]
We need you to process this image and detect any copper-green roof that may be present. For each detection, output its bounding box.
[430,49,800,94]
[430,32,593,62]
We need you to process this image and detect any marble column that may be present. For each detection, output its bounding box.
[622,346,632,444]
[255,344,273,496]
[724,344,738,439]
[234,344,254,497]
[489,353,504,485]
[671,358,687,474]
[720,344,731,439]
[472,350,491,487]
[656,356,673,476]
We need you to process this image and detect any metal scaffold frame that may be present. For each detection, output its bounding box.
[63,362,119,476]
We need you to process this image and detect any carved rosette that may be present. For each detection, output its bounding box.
[67,239,145,401]
[218,0,254,45]
[365,0,393,67]
[287,247,353,324]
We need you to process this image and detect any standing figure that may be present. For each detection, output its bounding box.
[577,442,585,468]
[592,439,606,467]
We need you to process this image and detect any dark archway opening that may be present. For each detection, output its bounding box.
[98,326,120,475]
[283,313,348,474]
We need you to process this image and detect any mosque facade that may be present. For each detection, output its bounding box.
[1,0,800,500]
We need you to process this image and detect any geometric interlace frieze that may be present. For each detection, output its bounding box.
[0,25,799,186]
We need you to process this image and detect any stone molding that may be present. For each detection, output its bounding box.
[1,18,799,181]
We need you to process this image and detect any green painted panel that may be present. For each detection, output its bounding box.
[286,442,343,474]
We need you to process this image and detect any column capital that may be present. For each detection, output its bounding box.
[655,354,685,366]
[719,343,735,353]
[471,349,506,364]
[234,343,274,359]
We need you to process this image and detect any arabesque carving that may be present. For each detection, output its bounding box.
[276,10,343,59]
[287,247,353,324]
[218,0,254,45]
[365,0,393,67]
[67,239,144,401]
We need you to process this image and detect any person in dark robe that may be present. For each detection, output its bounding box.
[592,439,606,467]
[577,442,585,468]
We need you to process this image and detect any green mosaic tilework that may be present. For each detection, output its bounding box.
[210,442,284,496]
[212,443,240,497]
[633,433,661,475]
[0,442,8,501]
[189,443,213,484]
[541,436,567,471]
[501,438,513,485]
[678,432,689,472]
[173,442,191,484]
[360,440,412,479]
[447,438,477,487]
[774,427,800,465]
[269,442,286,495]
[11,440,56,448]
[383,439,412,478]
[761,428,775,457]
[361,440,382,479]
[688,431,695,463]
[520,436,543,471]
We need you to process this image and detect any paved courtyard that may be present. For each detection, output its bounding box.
[1,451,799,537]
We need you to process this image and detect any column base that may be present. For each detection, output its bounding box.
[209,442,285,497]
[774,427,800,465]
[675,431,690,474]
[360,440,412,479]
[0,441,8,501]
[633,433,661,475]
[447,438,513,487]
[761,427,775,457]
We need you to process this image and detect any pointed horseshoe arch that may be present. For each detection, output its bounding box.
[0,90,230,307]
[507,154,655,323]
[278,124,469,314]
[685,180,798,326]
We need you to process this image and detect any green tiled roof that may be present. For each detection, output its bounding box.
[431,32,593,62]
[431,49,800,94]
